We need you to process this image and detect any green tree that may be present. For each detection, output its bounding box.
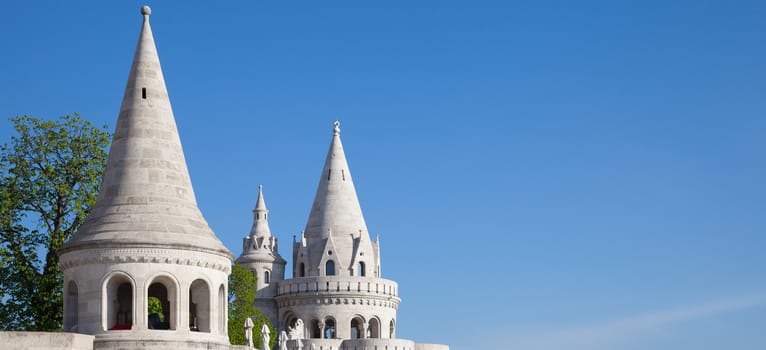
[0,114,110,331]
[147,296,164,321]
[228,264,276,348]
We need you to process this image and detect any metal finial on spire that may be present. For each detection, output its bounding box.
[141,5,152,16]
[259,184,263,191]
[333,120,340,135]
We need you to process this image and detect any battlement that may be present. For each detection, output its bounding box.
[276,276,398,298]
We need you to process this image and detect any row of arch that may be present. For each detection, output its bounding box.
[64,271,227,334]
[284,314,395,340]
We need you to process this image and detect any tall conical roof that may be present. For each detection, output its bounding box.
[302,121,374,271]
[61,7,231,257]
[304,121,369,240]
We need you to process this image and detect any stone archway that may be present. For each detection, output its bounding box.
[147,275,178,330]
[367,317,380,338]
[104,273,134,331]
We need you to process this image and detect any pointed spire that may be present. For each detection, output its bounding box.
[255,184,267,211]
[301,121,375,272]
[304,121,369,240]
[249,185,272,239]
[62,7,230,257]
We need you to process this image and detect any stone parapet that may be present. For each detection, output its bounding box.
[0,331,94,350]
[276,277,398,298]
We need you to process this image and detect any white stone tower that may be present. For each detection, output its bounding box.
[274,121,401,345]
[236,185,286,325]
[58,6,233,350]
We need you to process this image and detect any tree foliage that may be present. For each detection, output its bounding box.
[0,114,110,331]
[228,263,276,348]
[147,297,164,321]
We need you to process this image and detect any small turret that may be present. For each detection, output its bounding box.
[236,185,286,326]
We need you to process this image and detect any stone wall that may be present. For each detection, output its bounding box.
[0,331,94,350]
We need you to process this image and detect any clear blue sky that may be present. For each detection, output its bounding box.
[1,1,765,349]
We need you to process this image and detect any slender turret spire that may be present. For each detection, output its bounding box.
[236,184,285,326]
[61,6,230,257]
[249,185,273,240]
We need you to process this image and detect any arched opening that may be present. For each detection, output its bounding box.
[367,318,380,338]
[284,312,307,339]
[64,281,78,332]
[350,317,364,339]
[390,319,396,338]
[325,260,335,276]
[189,279,211,332]
[283,312,299,333]
[147,276,177,330]
[357,262,366,277]
[264,271,271,284]
[298,263,305,277]
[324,317,336,339]
[105,274,133,330]
[310,319,321,338]
[218,284,226,335]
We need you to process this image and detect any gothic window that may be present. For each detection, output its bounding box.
[325,260,336,276]
[264,271,271,284]
[390,319,396,338]
[189,279,211,332]
[299,263,305,277]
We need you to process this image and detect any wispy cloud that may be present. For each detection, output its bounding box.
[483,293,766,350]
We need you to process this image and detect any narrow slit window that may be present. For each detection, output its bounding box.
[342,169,345,181]
[327,169,331,180]
[141,88,147,99]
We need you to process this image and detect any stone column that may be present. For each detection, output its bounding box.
[179,281,190,332]
[133,276,147,331]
